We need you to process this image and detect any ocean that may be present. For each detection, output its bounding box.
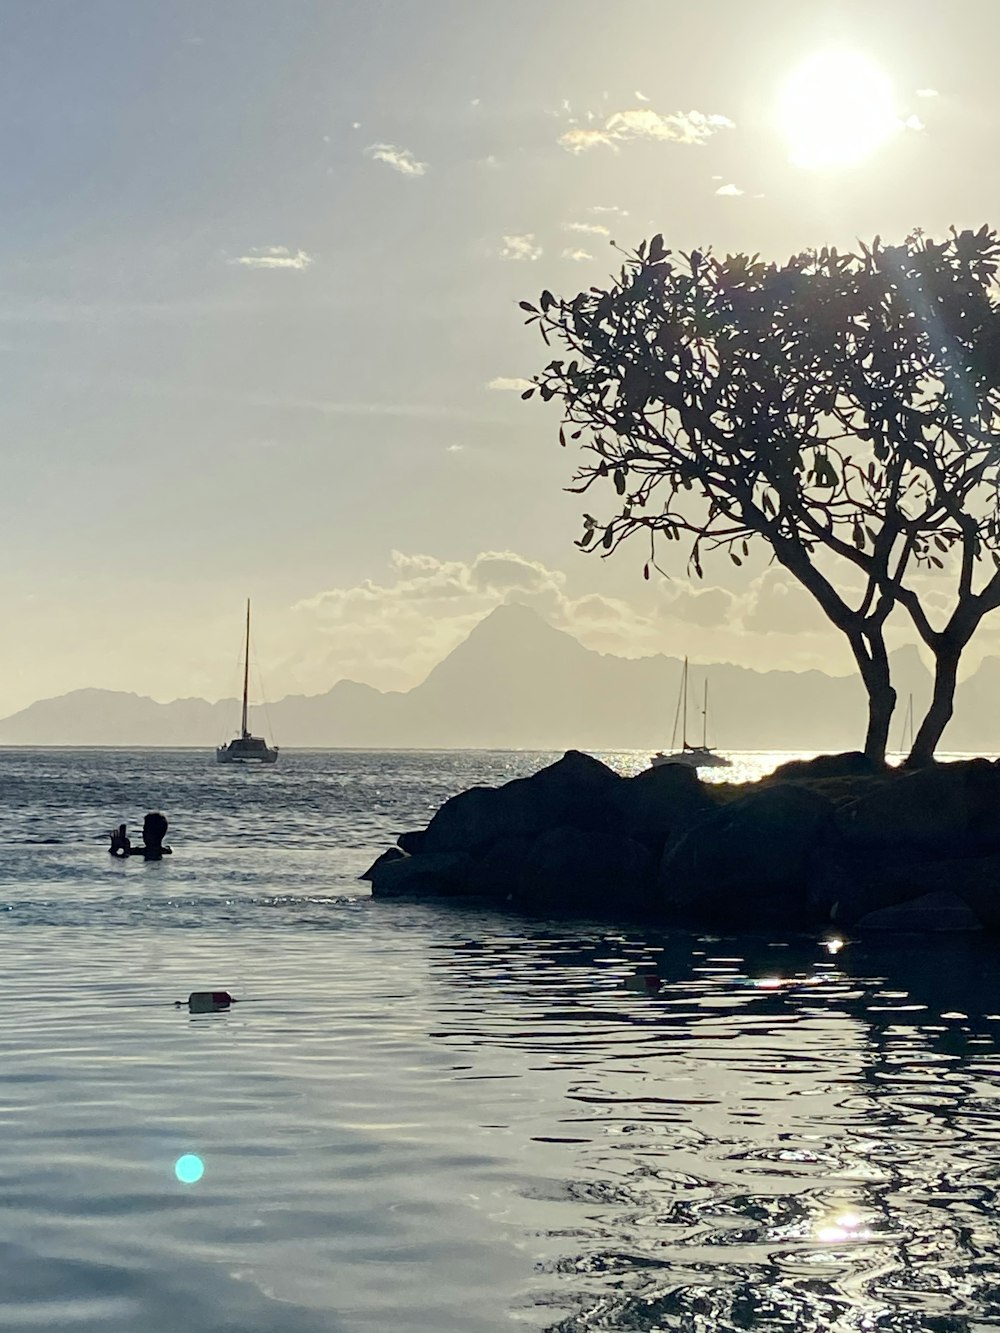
[2,747,999,1332]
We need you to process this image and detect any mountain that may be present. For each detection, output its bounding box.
[0,601,992,751]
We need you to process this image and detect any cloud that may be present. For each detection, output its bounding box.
[230,246,313,271]
[487,376,534,392]
[365,142,427,176]
[559,128,618,154]
[561,248,594,262]
[741,568,825,635]
[291,550,663,690]
[916,88,939,98]
[500,234,542,261]
[588,204,629,217]
[564,221,610,236]
[659,584,737,628]
[634,90,650,103]
[561,106,734,153]
[714,183,744,197]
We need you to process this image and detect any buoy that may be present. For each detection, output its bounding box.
[184,991,234,1012]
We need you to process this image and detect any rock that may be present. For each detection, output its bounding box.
[369,851,472,898]
[396,830,426,855]
[836,762,1000,853]
[359,846,405,882]
[661,783,834,923]
[856,891,984,932]
[884,852,1000,929]
[769,751,881,782]
[420,750,622,856]
[611,762,717,852]
[507,825,655,914]
[807,847,930,925]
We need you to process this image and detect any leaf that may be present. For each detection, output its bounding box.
[648,233,665,264]
[730,552,742,566]
[602,528,614,549]
[518,301,537,313]
[643,562,650,580]
[558,427,566,447]
[614,469,626,495]
[579,528,595,547]
[521,387,535,400]
[540,290,555,313]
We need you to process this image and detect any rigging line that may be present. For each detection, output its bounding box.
[249,639,278,746]
[669,657,685,751]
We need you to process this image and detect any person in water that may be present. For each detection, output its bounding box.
[109,812,172,860]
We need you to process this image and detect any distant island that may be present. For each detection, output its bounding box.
[1,602,998,751]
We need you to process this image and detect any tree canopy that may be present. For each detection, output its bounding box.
[522,227,1000,764]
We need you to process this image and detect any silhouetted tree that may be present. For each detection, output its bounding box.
[522,228,1000,764]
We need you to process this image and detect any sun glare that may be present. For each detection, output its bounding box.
[779,50,901,170]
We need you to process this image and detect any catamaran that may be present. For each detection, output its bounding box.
[216,600,279,765]
[652,656,730,770]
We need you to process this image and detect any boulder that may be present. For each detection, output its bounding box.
[856,891,984,933]
[611,762,717,852]
[661,783,834,923]
[359,846,405,882]
[368,851,472,898]
[420,750,622,856]
[769,751,881,783]
[507,825,656,914]
[836,762,1000,853]
[396,830,427,855]
[885,852,1000,929]
[807,847,932,925]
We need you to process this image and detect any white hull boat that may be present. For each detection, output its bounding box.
[216,601,279,765]
[652,657,730,771]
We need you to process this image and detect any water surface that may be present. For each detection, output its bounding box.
[1,748,999,1331]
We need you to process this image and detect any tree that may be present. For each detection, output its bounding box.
[521,228,1000,765]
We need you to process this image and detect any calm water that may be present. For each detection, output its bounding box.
[2,748,1000,1332]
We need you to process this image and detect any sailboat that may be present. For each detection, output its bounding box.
[651,657,730,770]
[216,601,279,765]
[897,692,915,758]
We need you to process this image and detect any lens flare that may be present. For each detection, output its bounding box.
[175,1153,205,1184]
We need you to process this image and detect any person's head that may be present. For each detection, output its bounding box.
[143,811,168,846]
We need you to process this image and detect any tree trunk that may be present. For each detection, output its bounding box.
[850,635,895,765]
[907,647,960,767]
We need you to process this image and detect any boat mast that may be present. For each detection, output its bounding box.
[702,679,708,749]
[241,599,250,740]
[681,657,689,749]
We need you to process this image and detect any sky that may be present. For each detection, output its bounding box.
[0,0,998,714]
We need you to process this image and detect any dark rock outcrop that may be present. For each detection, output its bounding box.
[769,750,881,783]
[611,762,715,851]
[363,749,1000,933]
[661,783,833,923]
[420,750,622,856]
[367,851,473,898]
[856,891,984,932]
[837,760,1000,853]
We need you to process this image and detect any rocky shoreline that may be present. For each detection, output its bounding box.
[361,750,1000,933]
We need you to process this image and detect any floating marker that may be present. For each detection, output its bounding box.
[185,991,234,1013]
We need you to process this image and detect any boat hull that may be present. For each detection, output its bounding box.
[216,738,278,764]
[651,747,730,771]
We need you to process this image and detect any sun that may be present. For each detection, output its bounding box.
[778,50,902,170]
